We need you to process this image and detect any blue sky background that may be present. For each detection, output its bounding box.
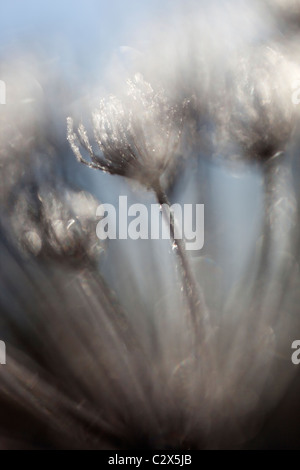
[0,0,165,46]
[0,0,174,84]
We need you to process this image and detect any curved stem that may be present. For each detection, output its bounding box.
[152,180,208,338]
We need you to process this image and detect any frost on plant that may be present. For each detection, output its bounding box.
[67,74,187,188]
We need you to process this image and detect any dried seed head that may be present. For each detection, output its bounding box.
[211,46,300,165]
[11,188,104,264]
[67,74,187,188]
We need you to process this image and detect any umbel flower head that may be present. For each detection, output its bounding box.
[67,74,187,189]
[11,186,103,264]
[211,46,300,165]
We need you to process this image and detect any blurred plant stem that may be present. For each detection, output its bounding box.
[152,179,207,338]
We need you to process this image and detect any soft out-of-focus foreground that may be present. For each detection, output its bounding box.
[1,0,300,449]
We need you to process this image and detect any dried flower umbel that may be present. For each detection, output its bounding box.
[67,74,204,334]
[67,73,185,188]
[11,187,103,265]
[212,46,298,165]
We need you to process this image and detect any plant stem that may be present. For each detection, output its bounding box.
[260,152,296,277]
[153,180,207,337]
